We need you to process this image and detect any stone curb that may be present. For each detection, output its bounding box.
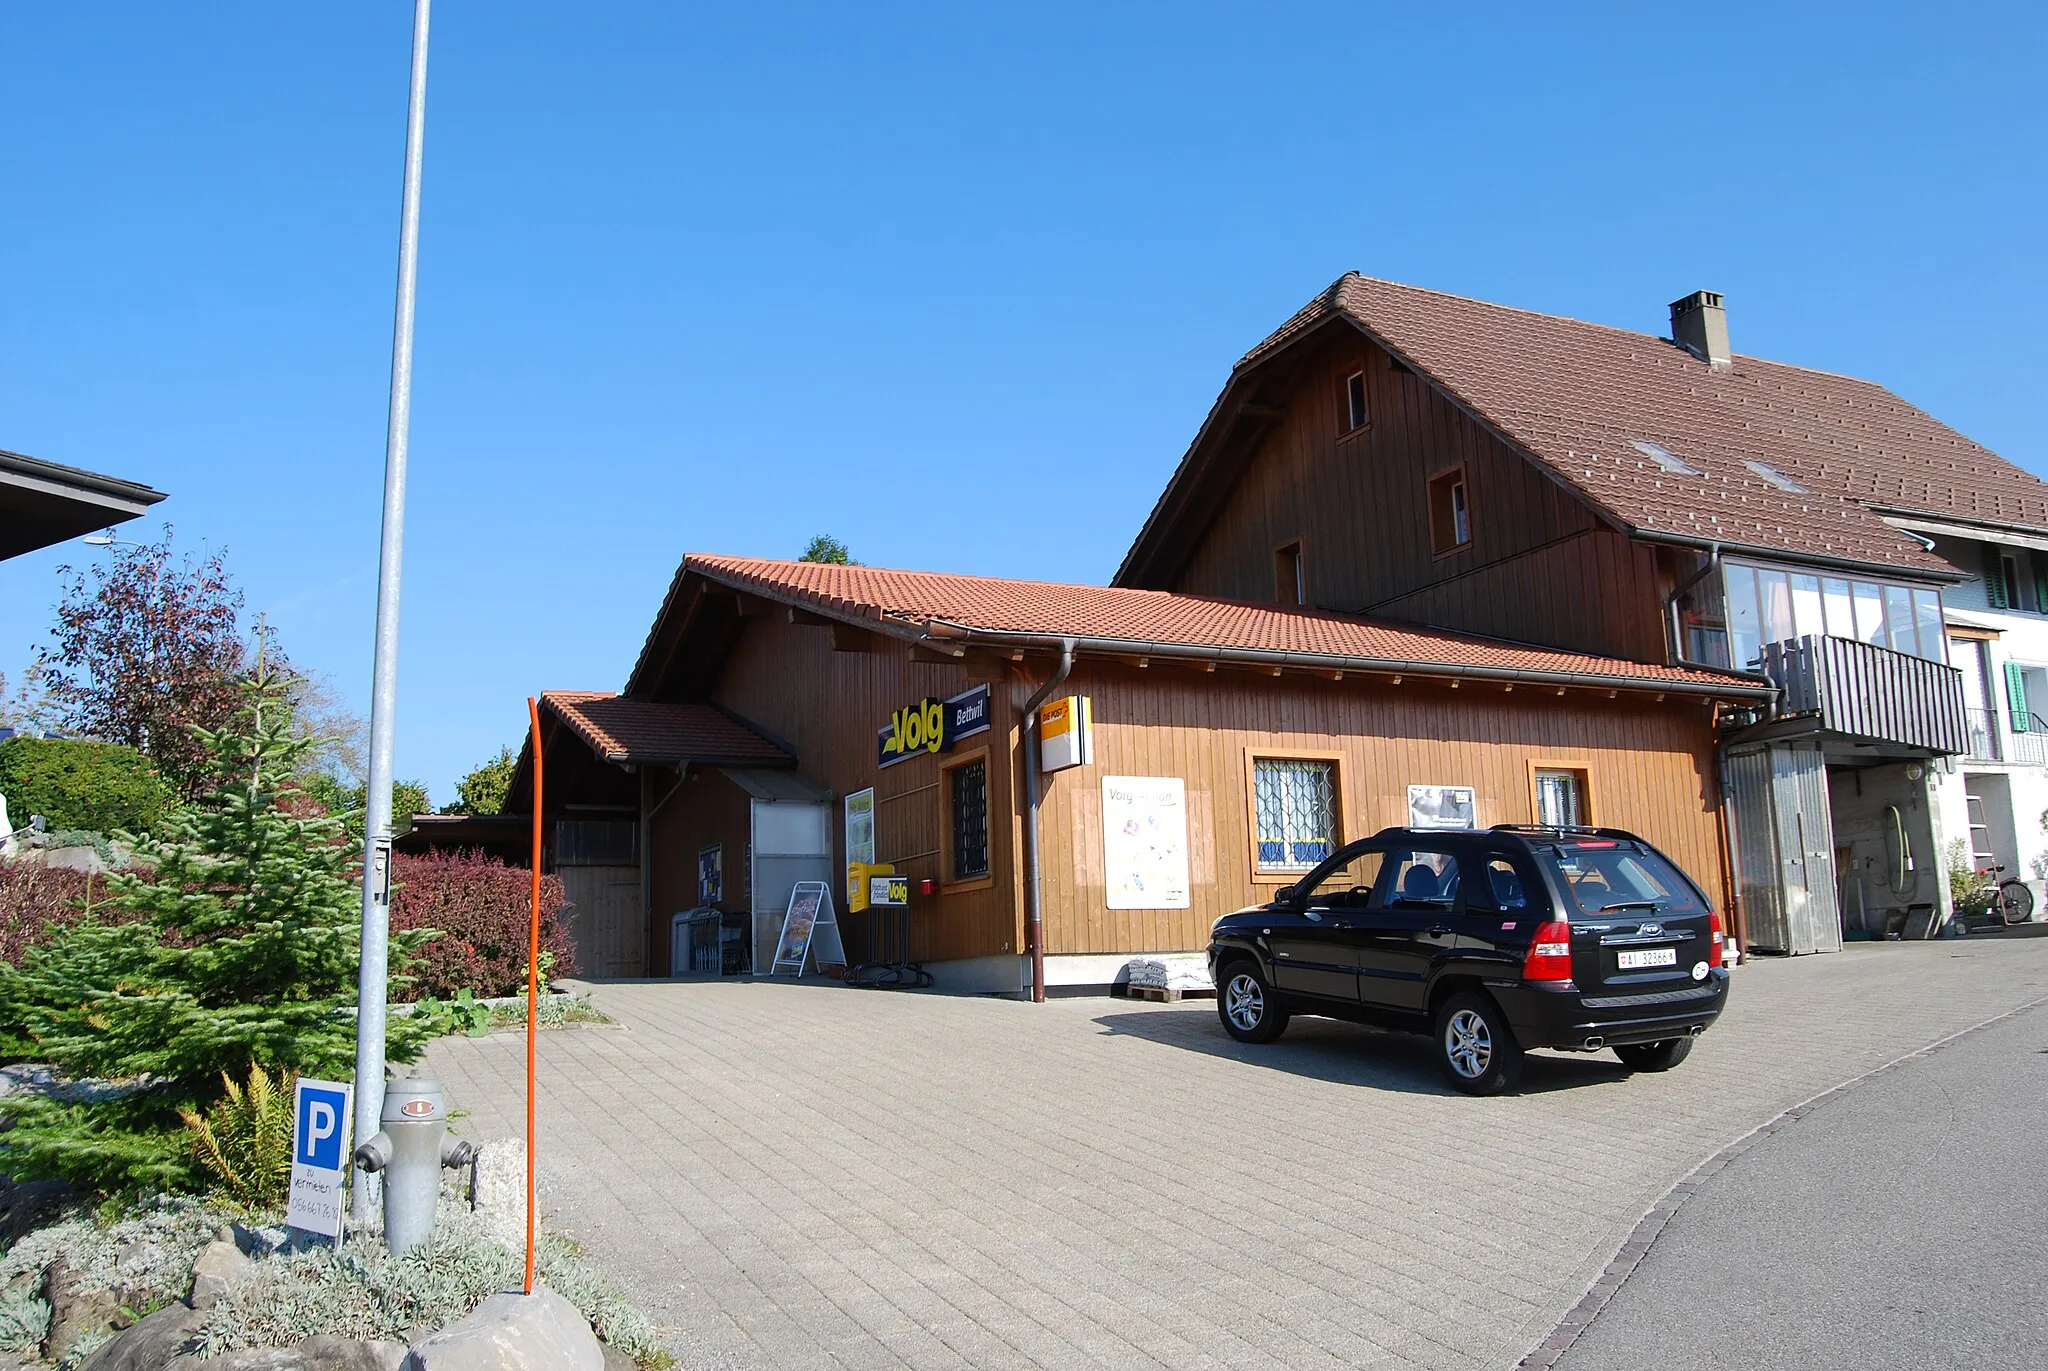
[1515,992,2048,1369]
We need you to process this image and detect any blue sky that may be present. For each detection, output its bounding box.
[3,2,2043,801]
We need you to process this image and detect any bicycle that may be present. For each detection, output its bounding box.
[1959,864,2035,930]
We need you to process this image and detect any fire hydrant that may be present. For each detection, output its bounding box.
[352,1075,474,1254]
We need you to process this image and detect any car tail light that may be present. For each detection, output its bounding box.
[1709,912,1726,968]
[1523,921,1574,982]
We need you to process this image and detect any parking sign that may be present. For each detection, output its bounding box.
[286,1078,353,1237]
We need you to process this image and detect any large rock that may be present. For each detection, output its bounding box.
[468,1141,527,1251]
[597,1345,636,1371]
[188,1240,255,1311]
[44,1256,119,1366]
[402,1288,601,1371]
[188,1351,303,1371]
[77,1303,204,1371]
[298,1337,407,1371]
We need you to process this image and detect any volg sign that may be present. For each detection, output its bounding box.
[876,684,991,769]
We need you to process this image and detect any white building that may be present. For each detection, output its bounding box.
[1906,521,2048,902]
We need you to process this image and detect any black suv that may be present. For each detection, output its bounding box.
[1208,825,1729,1094]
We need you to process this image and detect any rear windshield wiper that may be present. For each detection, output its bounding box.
[1596,900,1664,912]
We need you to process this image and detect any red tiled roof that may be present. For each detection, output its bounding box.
[541,691,792,765]
[1230,274,2048,574]
[686,556,1765,695]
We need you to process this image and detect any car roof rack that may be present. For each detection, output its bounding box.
[1489,823,1639,840]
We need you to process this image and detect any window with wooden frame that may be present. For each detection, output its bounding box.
[944,751,991,883]
[1428,467,1471,554]
[1343,370,1369,433]
[1274,540,1304,606]
[1530,765,1590,828]
[1251,757,1339,873]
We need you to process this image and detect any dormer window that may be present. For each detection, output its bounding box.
[1744,460,1807,493]
[1344,371,1369,433]
[1633,440,1700,476]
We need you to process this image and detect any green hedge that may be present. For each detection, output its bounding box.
[0,736,170,836]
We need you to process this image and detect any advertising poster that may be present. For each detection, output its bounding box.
[698,844,723,905]
[1101,776,1191,910]
[845,788,875,907]
[773,884,824,969]
[1408,784,1477,829]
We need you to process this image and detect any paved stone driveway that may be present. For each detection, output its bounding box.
[430,939,2048,1371]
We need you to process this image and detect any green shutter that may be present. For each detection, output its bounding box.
[1986,547,2009,609]
[2007,662,2030,732]
[2034,554,2048,614]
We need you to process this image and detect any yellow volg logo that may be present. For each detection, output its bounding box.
[883,698,946,758]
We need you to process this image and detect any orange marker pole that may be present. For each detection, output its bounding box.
[525,696,543,1295]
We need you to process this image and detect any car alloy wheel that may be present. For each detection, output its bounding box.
[1445,1008,1492,1079]
[1225,972,1265,1032]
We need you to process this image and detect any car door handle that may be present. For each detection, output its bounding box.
[1429,924,1451,937]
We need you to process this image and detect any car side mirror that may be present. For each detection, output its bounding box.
[1273,884,1300,906]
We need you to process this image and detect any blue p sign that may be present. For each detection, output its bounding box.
[295,1082,350,1171]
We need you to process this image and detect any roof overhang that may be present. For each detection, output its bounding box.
[1879,512,2048,556]
[0,450,167,561]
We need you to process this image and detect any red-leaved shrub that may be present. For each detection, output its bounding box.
[0,860,98,965]
[389,850,575,1000]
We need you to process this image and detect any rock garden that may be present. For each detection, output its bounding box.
[1,667,662,1371]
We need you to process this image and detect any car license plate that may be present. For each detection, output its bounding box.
[1617,947,1678,970]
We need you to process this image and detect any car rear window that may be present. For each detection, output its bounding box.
[1541,841,1707,919]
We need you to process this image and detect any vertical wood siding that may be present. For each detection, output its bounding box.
[1171,337,1669,662]
[1033,660,1727,955]
[674,614,1026,965]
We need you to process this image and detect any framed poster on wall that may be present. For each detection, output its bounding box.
[1101,776,1191,910]
[1408,784,1476,829]
[845,787,875,905]
[698,844,723,904]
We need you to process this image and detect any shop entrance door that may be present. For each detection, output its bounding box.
[750,798,834,973]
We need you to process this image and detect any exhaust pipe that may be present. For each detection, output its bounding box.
[1583,1035,1605,1050]
[1689,1023,1706,1036]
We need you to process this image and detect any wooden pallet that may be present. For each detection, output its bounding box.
[1125,984,1215,1003]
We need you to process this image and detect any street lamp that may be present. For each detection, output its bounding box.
[81,530,145,549]
[353,0,433,1225]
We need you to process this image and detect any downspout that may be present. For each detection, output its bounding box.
[1019,639,1075,1004]
[1715,747,1747,956]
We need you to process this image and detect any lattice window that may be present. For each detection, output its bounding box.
[950,759,989,880]
[1254,759,1336,872]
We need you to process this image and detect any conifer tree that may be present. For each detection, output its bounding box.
[0,661,435,1194]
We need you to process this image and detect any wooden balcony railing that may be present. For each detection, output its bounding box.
[1760,635,1968,755]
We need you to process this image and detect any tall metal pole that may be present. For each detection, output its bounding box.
[353,0,432,1225]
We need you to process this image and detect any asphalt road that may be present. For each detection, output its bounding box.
[1554,1002,2048,1371]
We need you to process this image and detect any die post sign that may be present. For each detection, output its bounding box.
[286,1077,353,1238]
[875,684,991,769]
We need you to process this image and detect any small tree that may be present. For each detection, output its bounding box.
[798,535,857,565]
[443,746,518,816]
[39,530,253,798]
[0,662,435,1194]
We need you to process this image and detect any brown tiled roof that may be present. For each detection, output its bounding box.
[1229,274,2048,574]
[541,691,792,765]
[687,555,1765,696]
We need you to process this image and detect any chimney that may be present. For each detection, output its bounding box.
[1670,290,1731,367]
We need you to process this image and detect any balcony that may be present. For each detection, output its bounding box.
[1760,635,1968,755]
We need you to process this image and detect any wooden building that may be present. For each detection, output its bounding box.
[1117,274,2048,951]
[512,556,1765,994]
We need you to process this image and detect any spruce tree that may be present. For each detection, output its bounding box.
[0,662,434,1194]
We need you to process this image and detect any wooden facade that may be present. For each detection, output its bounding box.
[1152,333,1672,663]
[527,592,1733,983]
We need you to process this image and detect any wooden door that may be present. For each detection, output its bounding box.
[559,864,645,978]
